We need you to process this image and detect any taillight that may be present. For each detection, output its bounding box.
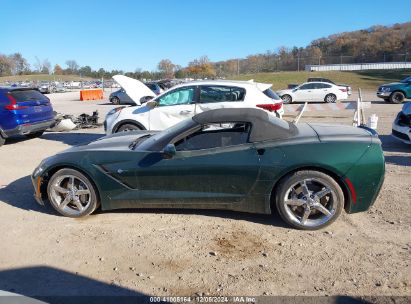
[256,102,283,112]
[4,94,28,110]
[339,88,347,92]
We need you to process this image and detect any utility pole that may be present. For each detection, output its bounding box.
[237,59,240,75]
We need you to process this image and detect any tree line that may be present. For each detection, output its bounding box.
[1,22,410,79]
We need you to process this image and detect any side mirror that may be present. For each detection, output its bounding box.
[163,144,176,159]
[140,96,154,104]
[145,99,158,108]
[292,89,298,92]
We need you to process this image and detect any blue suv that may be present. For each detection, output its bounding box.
[0,87,55,146]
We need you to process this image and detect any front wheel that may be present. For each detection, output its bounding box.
[47,168,99,218]
[275,170,344,230]
[389,91,405,104]
[324,94,337,103]
[0,134,5,147]
[25,131,44,139]
[117,123,141,132]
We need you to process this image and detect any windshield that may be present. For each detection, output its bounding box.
[136,118,197,151]
[400,76,411,83]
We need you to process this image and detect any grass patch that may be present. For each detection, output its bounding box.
[233,69,411,90]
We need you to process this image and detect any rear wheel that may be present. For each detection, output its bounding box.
[275,170,344,230]
[25,131,44,139]
[389,91,405,104]
[47,168,99,218]
[117,123,141,133]
[281,94,292,104]
[111,97,120,105]
[325,94,337,103]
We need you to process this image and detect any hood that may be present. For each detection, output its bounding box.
[380,82,403,87]
[308,123,373,142]
[402,102,411,115]
[112,75,155,105]
[63,131,159,153]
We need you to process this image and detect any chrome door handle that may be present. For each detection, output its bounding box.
[180,110,192,114]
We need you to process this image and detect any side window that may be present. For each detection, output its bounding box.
[299,83,315,90]
[174,122,251,151]
[199,86,245,103]
[157,87,195,106]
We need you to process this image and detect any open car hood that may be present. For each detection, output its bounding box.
[112,75,155,105]
[247,79,272,92]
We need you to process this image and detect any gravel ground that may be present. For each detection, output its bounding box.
[0,90,409,299]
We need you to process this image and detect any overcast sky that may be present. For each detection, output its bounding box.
[1,0,410,71]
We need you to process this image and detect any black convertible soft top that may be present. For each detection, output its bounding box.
[193,108,297,142]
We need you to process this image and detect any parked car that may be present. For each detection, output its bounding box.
[109,89,134,105]
[32,108,384,230]
[377,76,411,103]
[144,82,163,95]
[0,87,55,147]
[105,75,284,134]
[277,82,349,104]
[38,83,51,94]
[307,78,352,95]
[392,102,411,144]
[109,80,163,105]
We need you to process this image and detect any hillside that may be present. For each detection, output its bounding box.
[233,69,411,90]
[0,74,95,82]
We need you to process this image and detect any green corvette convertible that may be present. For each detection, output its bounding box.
[32,108,385,230]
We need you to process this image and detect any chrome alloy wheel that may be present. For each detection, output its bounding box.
[283,178,337,228]
[49,175,92,216]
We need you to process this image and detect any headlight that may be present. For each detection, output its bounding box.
[107,106,126,116]
[381,87,391,92]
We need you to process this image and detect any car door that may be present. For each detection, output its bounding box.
[310,83,329,101]
[148,86,197,130]
[134,123,261,206]
[195,85,246,114]
[293,83,315,102]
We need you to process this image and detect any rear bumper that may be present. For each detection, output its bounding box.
[3,119,54,138]
[392,123,411,144]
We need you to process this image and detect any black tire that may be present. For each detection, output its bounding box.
[0,134,5,147]
[324,94,337,103]
[111,97,120,105]
[117,123,141,133]
[281,94,292,104]
[275,170,344,230]
[47,168,99,218]
[25,131,44,139]
[389,91,405,104]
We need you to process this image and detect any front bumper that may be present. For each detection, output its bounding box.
[392,122,411,144]
[3,120,54,138]
[31,175,45,205]
[377,91,391,98]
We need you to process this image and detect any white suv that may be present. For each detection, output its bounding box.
[104,76,284,134]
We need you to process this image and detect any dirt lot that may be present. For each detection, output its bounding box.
[0,90,409,299]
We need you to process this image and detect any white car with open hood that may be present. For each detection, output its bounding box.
[104,76,284,134]
[277,81,349,103]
